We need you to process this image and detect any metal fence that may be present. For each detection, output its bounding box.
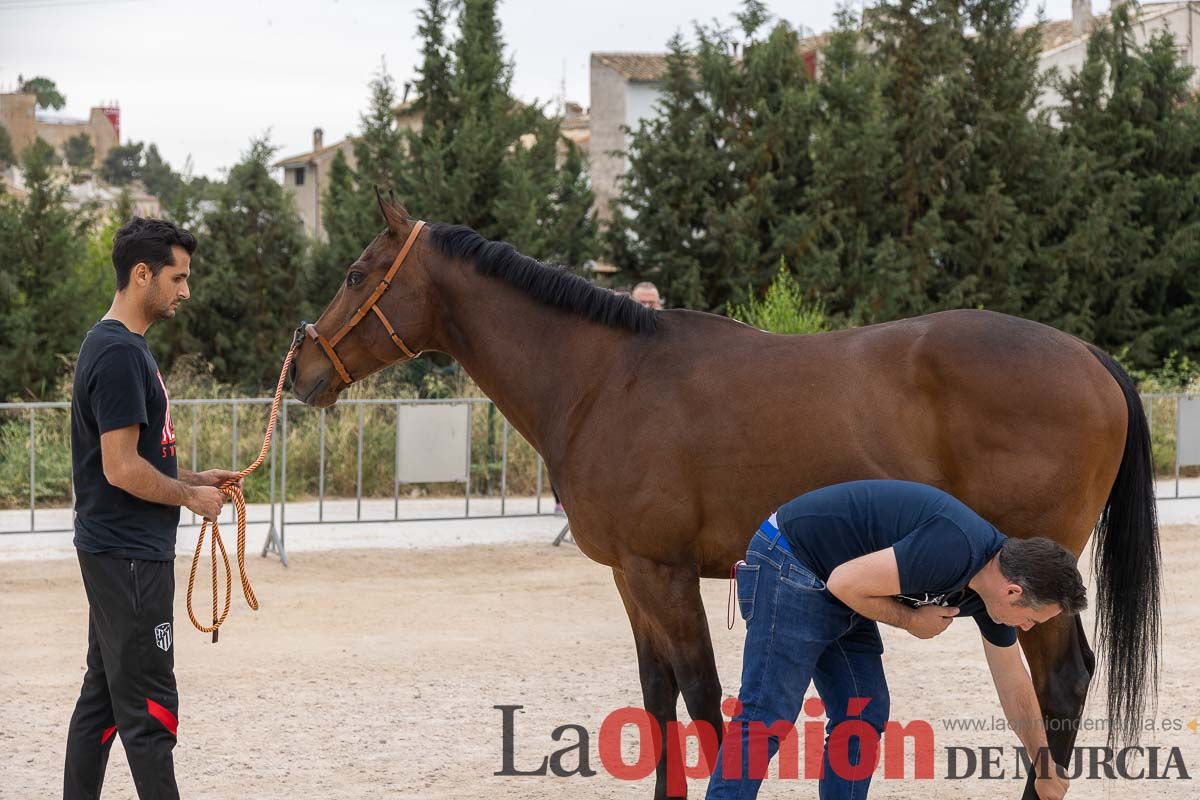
[3,392,1198,547]
[0,397,556,563]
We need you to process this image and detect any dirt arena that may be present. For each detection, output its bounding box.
[2,524,1197,799]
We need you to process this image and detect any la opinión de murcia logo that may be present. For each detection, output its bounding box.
[494,701,1193,790]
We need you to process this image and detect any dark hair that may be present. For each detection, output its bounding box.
[111,217,197,291]
[998,537,1089,615]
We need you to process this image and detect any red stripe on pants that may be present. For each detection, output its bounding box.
[146,698,178,736]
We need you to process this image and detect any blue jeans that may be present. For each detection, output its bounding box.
[706,530,890,800]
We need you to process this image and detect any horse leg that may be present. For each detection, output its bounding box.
[1017,613,1096,799]
[614,559,725,799]
[614,567,681,799]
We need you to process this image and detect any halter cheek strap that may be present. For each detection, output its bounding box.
[304,220,426,385]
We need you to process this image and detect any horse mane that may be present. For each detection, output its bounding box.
[426,223,657,334]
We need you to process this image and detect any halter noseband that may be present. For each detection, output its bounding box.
[303,220,426,385]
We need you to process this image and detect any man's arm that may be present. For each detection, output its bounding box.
[983,639,1069,800]
[100,426,224,519]
[826,548,958,639]
[178,468,242,489]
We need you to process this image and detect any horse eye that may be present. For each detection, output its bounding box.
[347,271,365,287]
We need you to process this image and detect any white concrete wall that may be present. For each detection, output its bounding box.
[624,82,663,132]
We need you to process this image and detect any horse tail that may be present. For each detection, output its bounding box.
[1086,344,1161,746]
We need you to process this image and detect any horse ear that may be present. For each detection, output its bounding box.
[374,186,410,234]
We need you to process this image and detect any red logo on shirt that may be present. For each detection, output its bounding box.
[157,371,176,458]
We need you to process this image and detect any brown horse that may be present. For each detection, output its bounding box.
[290,200,1160,799]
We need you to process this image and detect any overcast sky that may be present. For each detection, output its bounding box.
[0,0,1104,179]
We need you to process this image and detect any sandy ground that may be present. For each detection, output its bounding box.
[2,525,1198,799]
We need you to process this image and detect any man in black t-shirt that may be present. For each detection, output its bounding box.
[709,480,1088,800]
[65,218,242,800]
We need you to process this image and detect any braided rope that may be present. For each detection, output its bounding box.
[186,341,298,642]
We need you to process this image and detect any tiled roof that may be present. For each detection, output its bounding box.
[561,113,590,131]
[593,52,672,82]
[1025,2,1189,53]
[1035,18,1085,51]
[273,139,351,168]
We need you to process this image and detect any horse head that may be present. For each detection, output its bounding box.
[291,191,439,408]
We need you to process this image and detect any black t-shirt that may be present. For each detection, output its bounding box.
[777,480,1017,647]
[71,320,180,560]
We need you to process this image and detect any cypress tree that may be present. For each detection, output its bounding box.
[1055,3,1200,364]
[0,139,94,399]
[160,138,309,389]
[607,2,815,312]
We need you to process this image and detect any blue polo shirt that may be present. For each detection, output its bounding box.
[771,480,1017,647]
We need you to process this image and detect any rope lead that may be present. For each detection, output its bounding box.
[186,341,298,642]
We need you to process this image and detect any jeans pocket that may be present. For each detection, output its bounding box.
[735,563,760,621]
[780,561,826,592]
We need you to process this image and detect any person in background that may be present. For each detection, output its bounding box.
[631,281,664,310]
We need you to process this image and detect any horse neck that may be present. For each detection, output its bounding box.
[429,259,622,461]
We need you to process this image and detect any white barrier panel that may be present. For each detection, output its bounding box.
[397,403,471,483]
[1179,397,1200,467]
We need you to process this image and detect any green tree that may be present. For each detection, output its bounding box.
[63,132,95,168]
[606,2,815,313]
[792,0,1074,326]
[545,140,600,267]
[730,260,829,334]
[140,144,185,206]
[0,126,17,169]
[18,76,65,110]
[313,66,405,307]
[318,0,599,267]
[156,138,310,389]
[99,142,143,186]
[412,0,454,132]
[396,0,598,257]
[795,8,901,322]
[604,35,710,308]
[320,0,600,396]
[313,149,373,299]
[0,138,96,400]
[1054,3,1200,365]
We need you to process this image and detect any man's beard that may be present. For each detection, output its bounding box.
[145,283,176,321]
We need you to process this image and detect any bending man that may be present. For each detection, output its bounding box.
[708,479,1085,800]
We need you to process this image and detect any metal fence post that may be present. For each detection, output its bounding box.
[1146,396,1157,497]
[231,400,239,468]
[536,456,543,515]
[500,416,509,516]
[229,400,238,525]
[464,403,472,518]
[356,403,364,521]
[269,421,276,527]
[394,401,401,521]
[190,405,198,525]
[318,407,325,522]
[280,400,288,545]
[1175,394,1182,499]
[29,408,35,532]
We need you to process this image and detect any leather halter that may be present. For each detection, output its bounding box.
[304,220,426,385]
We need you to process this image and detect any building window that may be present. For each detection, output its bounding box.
[294,167,305,186]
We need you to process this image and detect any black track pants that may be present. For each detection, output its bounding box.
[64,550,179,800]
